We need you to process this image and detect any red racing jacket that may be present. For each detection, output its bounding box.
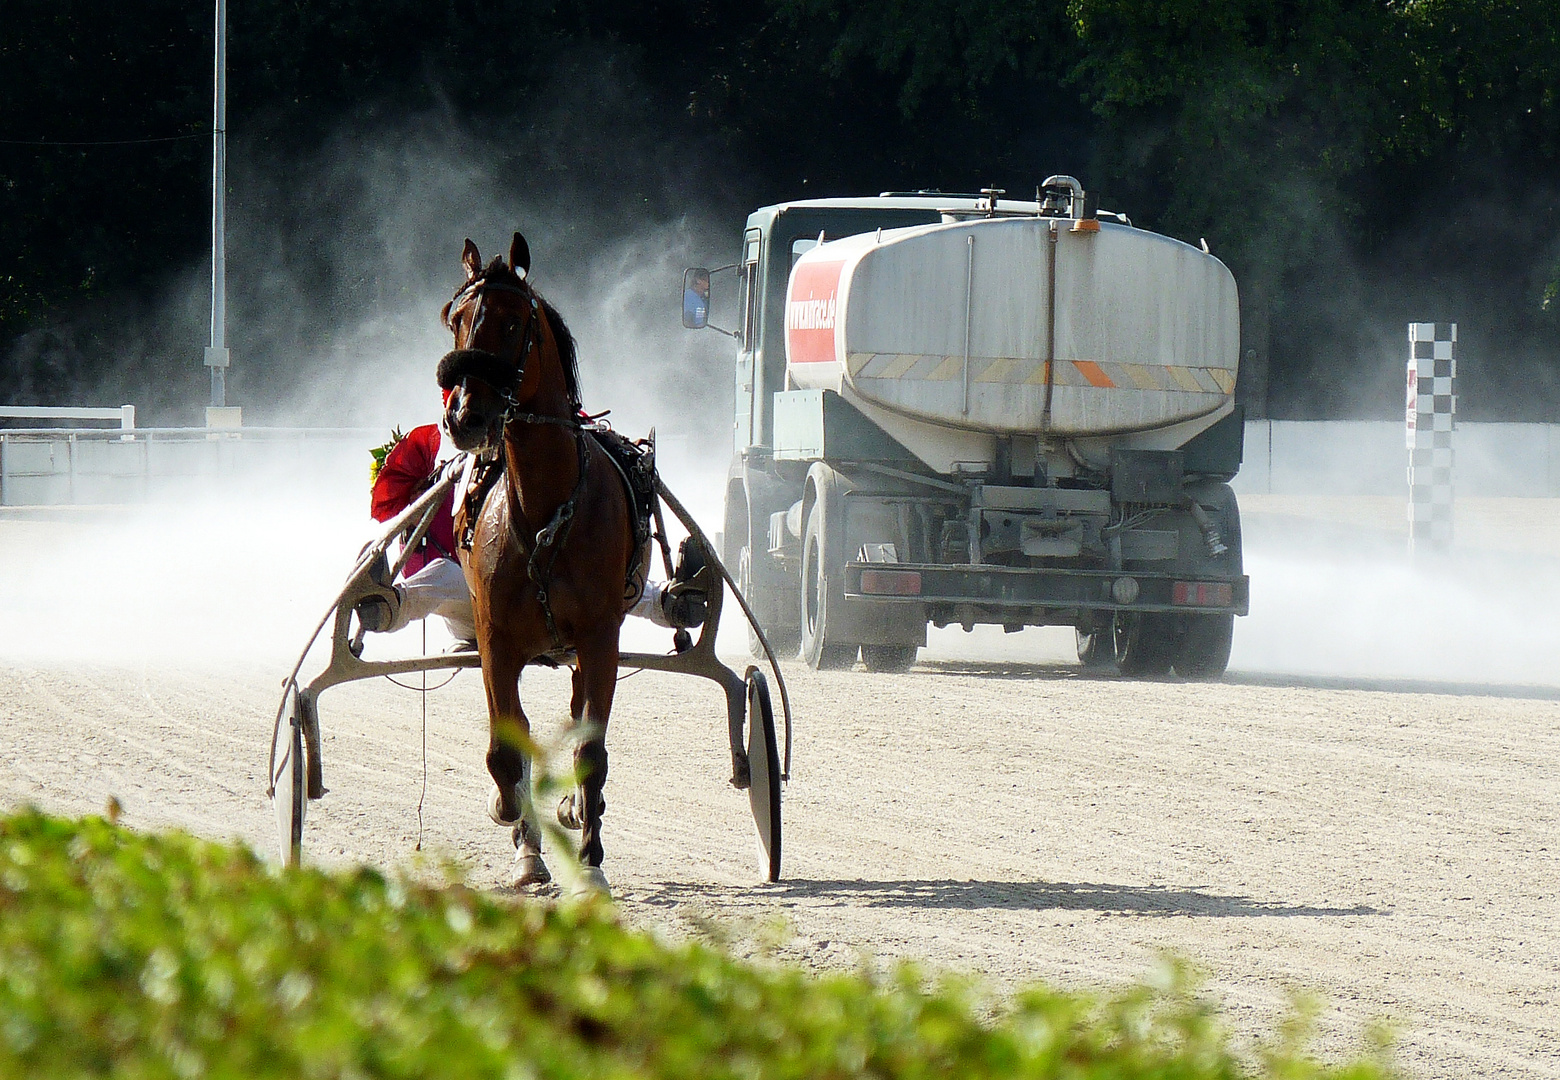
[370,424,457,577]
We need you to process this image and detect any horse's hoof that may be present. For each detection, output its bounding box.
[557,795,582,830]
[568,864,610,900]
[488,786,519,826]
[556,793,605,830]
[513,853,551,887]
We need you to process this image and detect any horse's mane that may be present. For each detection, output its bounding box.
[537,293,581,409]
[467,257,582,409]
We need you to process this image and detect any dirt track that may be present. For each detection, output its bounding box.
[2,497,1559,1077]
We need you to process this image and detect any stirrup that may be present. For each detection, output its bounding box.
[671,535,707,586]
[366,548,393,589]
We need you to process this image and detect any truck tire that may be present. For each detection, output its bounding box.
[1173,614,1233,679]
[740,546,800,660]
[1169,480,1240,679]
[861,644,918,672]
[1075,625,1116,669]
[1114,612,1175,677]
[800,495,857,670]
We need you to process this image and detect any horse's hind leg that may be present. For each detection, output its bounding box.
[482,654,550,887]
[570,632,618,889]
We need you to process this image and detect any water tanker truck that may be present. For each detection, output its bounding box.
[682,178,1248,676]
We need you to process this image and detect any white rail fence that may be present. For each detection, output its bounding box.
[0,405,136,430]
[0,426,378,506]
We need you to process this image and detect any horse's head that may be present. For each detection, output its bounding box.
[437,233,545,452]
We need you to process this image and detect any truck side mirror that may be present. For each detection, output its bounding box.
[682,268,712,329]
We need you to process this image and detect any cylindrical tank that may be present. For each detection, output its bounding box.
[785,216,1239,436]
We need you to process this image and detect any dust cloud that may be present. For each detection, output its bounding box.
[0,490,368,667]
[7,75,1558,690]
[0,78,745,668]
[1230,504,1560,688]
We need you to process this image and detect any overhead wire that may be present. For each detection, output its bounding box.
[0,134,203,147]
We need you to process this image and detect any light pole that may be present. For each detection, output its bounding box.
[203,0,230,410]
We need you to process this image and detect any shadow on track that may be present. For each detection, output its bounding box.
[1224,670,1560,702]
[914,660,1560,700]
[634,878,1382,918]
[910,661,1122,682]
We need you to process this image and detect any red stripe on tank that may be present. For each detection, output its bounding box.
[786,260,844,364]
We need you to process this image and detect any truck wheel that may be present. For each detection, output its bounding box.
[800,499,857,670]
[1114,612,1175,677]
[740,546,799,660]
[861,644,917,672]
[1075,625,1116,669]
[1173,614,1233,679]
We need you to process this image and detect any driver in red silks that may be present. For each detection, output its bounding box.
[358,423,475,644]
[356,422,697,648]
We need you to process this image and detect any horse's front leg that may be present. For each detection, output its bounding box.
[482,653,550,887]
[569,630,618,893]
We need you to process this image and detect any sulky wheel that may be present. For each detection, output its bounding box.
[744,666,783,882]
[271,688,308,867]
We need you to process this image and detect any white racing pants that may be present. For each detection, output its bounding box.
[387,557,477,643]
[387,556,672,642]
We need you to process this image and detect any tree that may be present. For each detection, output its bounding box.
[1066,0,1417,413]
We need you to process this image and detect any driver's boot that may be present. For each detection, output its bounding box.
[352,549,402,634]
[659,537,708,629]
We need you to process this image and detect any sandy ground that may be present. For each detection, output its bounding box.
[2,494,1558,1077]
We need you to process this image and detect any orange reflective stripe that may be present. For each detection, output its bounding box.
[1072,360,1115,388]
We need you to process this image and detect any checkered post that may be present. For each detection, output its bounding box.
[1406,322,1456,552]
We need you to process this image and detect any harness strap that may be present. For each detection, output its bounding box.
[525,429,591,651]
[503,410,583,429]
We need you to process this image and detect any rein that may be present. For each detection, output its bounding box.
[441,271,591,651]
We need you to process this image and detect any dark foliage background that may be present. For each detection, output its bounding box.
[2,0,1556,423]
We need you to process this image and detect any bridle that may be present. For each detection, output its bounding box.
[436,272,581,431]
[437,269,590,651]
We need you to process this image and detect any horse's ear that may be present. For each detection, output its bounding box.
[462,239,481,280]
[510,232,530,279]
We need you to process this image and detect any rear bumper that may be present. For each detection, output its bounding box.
[843,561,1250,617]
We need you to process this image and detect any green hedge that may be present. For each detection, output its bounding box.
[0,810,1390,1079]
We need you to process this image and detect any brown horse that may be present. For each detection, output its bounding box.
[438,233,634,894]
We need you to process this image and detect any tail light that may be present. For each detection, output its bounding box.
[1172,581,1233,607]
[859,569,922,596]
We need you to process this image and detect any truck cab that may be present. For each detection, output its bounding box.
[685,182,1248,676]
